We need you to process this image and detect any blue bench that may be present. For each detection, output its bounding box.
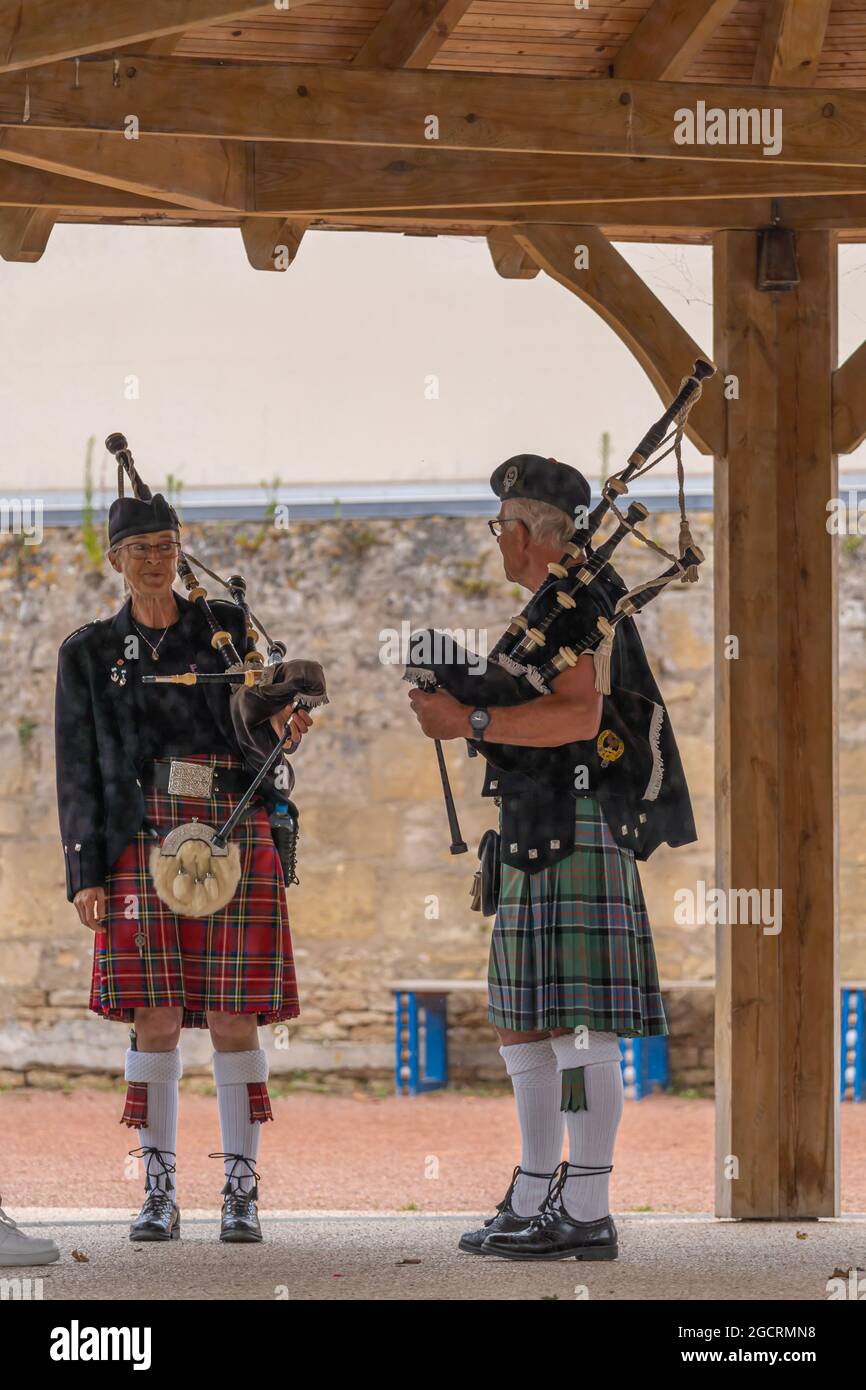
[390,980,673,1099]
[391,981,866,1100]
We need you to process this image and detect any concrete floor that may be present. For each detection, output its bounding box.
[8,1210,866,1300]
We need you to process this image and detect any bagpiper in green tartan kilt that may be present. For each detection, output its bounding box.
[488,795,669,1040]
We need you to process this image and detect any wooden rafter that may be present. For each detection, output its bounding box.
[251,144,866,216]
[325,194,866,235]
[0,2,322,74]
[486,228,539,279]
[0,206,53,260]
[832,338,866,454]
[753,0,832,88]
[353,0,472,70]
[0,62,864,170]
[7,136,861,222]
[0,130,244,211]
[0,160,186,211]
[240,216,305,271]
[511,222,724,456]
[614,0,739,82]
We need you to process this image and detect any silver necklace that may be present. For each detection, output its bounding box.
[131,617,171,662]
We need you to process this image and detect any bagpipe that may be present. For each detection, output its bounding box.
[403,358,715,856]
[105,432,328,914]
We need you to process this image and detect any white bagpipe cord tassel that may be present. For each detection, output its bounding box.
[593,619,615,695]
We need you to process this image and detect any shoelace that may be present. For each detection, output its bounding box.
[140,1187,173,1214]
[128,1146,177,1195]
[209,1151,261,1198]
[489,1164,555,1225]
[530,1159,615,1229]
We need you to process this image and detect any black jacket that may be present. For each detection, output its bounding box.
[54,592,278,901]
[479,561,697,871]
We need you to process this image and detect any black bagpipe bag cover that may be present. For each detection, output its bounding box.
[408,563,697,860]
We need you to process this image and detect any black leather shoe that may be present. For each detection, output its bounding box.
[482,1161,618,1262]
[220,1185,263,1243]
[458,1165,554,1256]
[129,1187,181,1242]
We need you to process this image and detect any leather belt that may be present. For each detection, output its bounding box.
[144,759,255,798]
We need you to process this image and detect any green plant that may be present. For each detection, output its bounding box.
[80,436,105,572]
[599,429,613,489]
[164,473,184,522]
[17,716,37,750]
[449,556,491,599]
[842,533,863,554]
[335,521,381,559]
[239,475,283,552]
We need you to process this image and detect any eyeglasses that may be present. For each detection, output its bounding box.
[116,542,180,558]
[487,518,520,538]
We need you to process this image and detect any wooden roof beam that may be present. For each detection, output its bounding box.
[753,0,832,88]
[0,206,53,260]
[0,159,189,211]
[614,0,739,82]
[833,338,866,454]
[0,130,245,211]
[0,3,325,74]
[251,144,866,216]
[2,62,866,169]
[512,223,724,456]
[353,0,472,70]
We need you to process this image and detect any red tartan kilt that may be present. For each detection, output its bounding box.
[89,753,300,1029]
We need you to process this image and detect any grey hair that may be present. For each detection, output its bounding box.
[501,497,575,546]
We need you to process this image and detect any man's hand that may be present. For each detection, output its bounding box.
[74,886,106,931]
[269,705,314,745]
[407,687,471,740]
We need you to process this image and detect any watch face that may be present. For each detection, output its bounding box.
[471,709,489,730]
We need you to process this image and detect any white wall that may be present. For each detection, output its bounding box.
[0,225,863,493]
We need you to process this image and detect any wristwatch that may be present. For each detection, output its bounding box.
[469,707,491,740]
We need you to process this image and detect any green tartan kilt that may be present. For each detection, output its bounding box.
[487,795,669,1037]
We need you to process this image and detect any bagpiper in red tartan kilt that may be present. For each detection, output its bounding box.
[55,499,319,1240]
[91,752,299,1030]
[90,753,299,1128]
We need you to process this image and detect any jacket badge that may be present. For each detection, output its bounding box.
[110,658,128,687]
[597,729,625,768]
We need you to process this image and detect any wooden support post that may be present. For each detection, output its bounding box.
[713,229,839,1218]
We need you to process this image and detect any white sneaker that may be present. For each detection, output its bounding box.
[0,1202,60,1266]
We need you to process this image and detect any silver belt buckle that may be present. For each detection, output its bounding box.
[167,760,214,797]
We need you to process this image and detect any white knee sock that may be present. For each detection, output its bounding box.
[550,1031,624,1222]
[499,1039,565,1217]
[212,1049,269,1195]
[124,1046,182,1194]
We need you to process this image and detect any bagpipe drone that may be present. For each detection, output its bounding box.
[105,432,328,915]
[403,359,715,859]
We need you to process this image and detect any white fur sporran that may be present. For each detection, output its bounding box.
[149,821,241,917]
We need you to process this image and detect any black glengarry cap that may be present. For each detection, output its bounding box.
[490,454,591,525]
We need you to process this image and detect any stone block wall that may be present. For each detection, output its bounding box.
[1,511,863,1093]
